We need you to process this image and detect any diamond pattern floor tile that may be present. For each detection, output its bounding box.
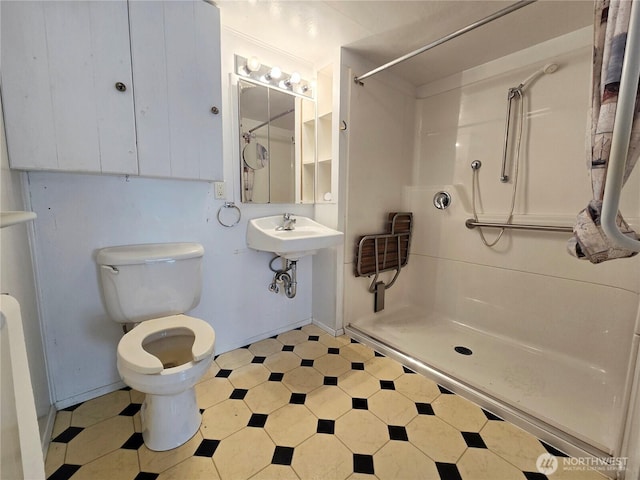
[65,416,133,465]
[44,325,607,480]
[265,404,317,447]
[70,449,139,480]
[212,428,275,479]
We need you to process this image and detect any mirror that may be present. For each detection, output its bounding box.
[238,78,316,203]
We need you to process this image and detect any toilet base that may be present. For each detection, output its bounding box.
[140,387,201,451]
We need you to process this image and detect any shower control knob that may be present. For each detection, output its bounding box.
[433,191,452,210]
[268,282,279,294]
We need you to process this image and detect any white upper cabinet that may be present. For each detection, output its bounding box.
[129,1,222,181]
[1,0,222,181]
[1,1,137,174]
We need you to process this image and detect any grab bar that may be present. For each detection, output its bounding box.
[465,219,573,233]
[500,87,523,182]
[600,0,640,252]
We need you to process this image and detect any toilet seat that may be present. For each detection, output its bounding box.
[117,314,215,375]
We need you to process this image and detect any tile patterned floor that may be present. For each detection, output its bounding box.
[45,325,605,480]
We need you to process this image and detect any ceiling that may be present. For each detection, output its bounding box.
[217,0,594,87]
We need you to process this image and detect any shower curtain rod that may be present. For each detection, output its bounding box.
[353,0,537,85]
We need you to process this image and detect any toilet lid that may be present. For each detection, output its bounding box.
[117,314,215,374]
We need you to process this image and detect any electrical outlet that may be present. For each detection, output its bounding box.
[214,181,226,199]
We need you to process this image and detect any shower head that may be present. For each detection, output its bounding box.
[517,63,559,90]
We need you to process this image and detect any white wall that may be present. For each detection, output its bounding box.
[339,49,417,324]
[23,28,319,408]
[0,98,51,420]
[28,173,314,407]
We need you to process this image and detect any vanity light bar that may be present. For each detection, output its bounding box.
[235,55,314,99]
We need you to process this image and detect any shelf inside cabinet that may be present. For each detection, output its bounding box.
[318,111,332,122]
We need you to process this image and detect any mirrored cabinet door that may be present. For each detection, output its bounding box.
[267,89,296,203]
[238,78,315,204]
[239,80,270,203]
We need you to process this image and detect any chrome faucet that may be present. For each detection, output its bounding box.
[282,213,296,231]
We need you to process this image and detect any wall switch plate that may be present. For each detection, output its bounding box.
[214,181,226,199]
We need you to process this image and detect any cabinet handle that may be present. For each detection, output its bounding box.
[211,106,219,115]
[115,82,127,92]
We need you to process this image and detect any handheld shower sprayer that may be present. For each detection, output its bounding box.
[500,62,559,182]
[517,63,559,90]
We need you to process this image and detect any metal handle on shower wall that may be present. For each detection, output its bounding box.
[500,87,522,182]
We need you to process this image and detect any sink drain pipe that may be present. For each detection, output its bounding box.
[268,256,298,298]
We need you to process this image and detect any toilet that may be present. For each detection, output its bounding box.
[96,242,215,451]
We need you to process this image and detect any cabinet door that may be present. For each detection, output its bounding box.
[0,1,138,174]
[129,0,223,181]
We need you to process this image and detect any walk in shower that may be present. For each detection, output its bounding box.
[341,1,640,463]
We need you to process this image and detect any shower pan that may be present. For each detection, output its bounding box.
[348,253,638,459]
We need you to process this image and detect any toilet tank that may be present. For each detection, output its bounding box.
[96,243,204,324]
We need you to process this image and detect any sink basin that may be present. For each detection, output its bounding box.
[247,215,344,260]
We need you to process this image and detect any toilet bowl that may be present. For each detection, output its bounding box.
[117,315,215,451]
[96,243,215,451]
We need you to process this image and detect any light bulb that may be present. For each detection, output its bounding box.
[269,66,282,80]
[288,72,301,85]
[283,72,302,89]
[246,56,261,72]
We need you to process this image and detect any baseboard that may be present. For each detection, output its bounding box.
[312,318,344,337]
[55,380,126,410]
[213,317,313,356]
[39,404,57,458]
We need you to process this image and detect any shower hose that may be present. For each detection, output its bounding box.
[471,88,526,247]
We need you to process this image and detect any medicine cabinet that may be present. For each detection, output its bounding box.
[238,53,322,203]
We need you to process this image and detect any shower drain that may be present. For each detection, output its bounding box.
[454,346,473,356]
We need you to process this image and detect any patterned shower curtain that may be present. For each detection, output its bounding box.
[568,0,640,263]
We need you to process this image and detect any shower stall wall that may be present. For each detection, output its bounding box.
[342,27,640,459]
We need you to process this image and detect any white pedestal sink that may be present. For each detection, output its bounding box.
[246,215,343,260]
